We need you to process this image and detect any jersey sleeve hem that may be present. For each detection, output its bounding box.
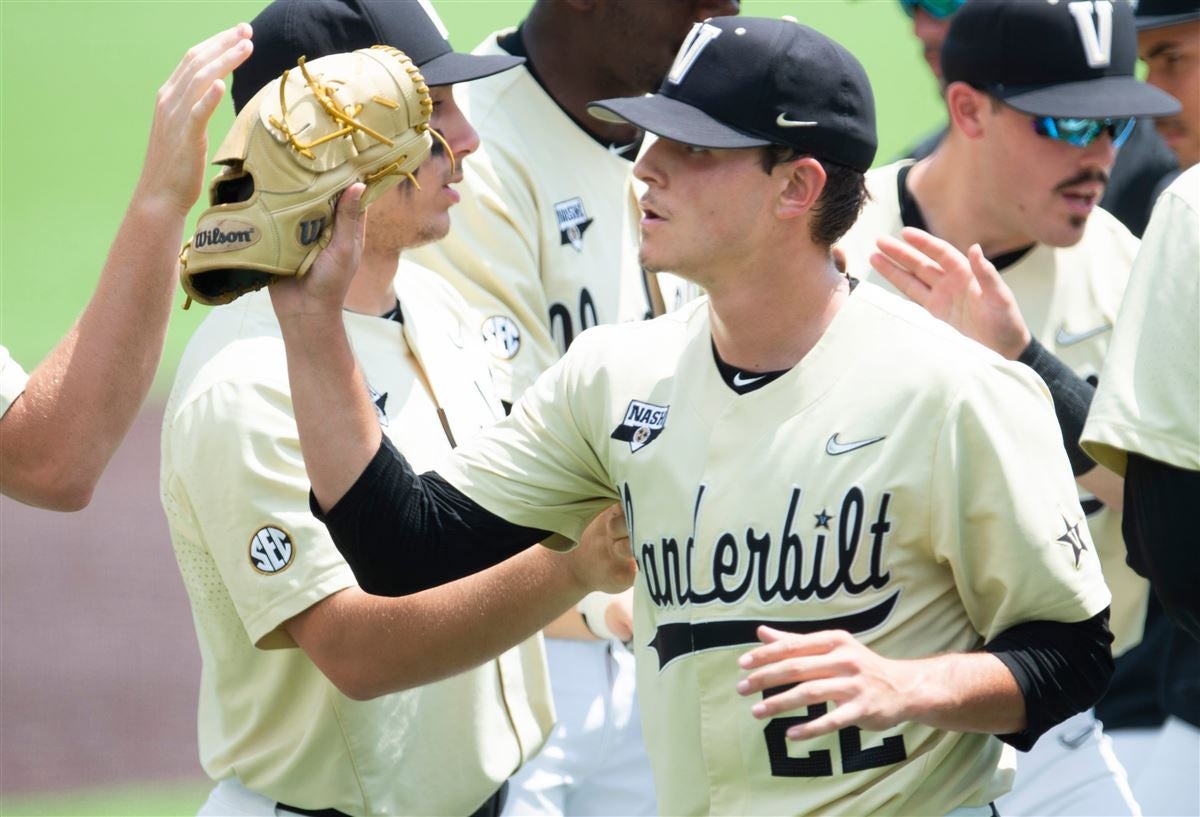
[1082,417,1200,476]
[243,564,358,648]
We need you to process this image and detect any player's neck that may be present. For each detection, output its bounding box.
[521,14,642,146]
[910,144,1038,258]
[705,249,848,373]
[343,248,401,316]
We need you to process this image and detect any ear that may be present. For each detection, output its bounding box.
[945,81,988,140]
[775,157,826,221]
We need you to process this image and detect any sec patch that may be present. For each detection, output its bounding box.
[249,526,295,575]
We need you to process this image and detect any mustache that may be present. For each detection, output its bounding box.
[1055,168,1109,192]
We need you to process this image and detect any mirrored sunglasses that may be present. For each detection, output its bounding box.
[899,0,966,20]
[1032,116,1136,149]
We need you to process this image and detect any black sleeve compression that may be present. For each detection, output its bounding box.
[986,608,1114,751]
[1017,337,1097,476]
[311,436,551,597]
[1123,455,1200,641]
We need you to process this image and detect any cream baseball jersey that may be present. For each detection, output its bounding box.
[1083,166,1200,476]
[160,267,552,816]
[438,283,1109,816]
[409,31,685,405]
[837,160,1148,655]
[0,345,29,418]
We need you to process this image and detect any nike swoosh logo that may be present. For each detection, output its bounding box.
[776,113,818,128]
[1055,323,1112,347]
[826,433,886,455]
[731,372,766,387]
[1057,724,1095,750]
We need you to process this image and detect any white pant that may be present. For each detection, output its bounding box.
[502,639,656,816]
[997,710,1140,816]
[1107,717,1200,816]
[197,778,316,817]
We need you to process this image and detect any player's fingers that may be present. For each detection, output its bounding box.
[749,679,849,720]
[786,701,863,740]
[188,79,228,132]
[868,252,934,305]
[738,628,844,669]
[178,38,253,123]
[967,244,1006,295]
[737,655,844,698]
[876,234,944,288]
[898,227,970,280]
[165,23,253,92]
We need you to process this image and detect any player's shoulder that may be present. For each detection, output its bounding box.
[851,282,1041,393]
[1160,163,1200,211]
[863,158,911,197]
[562,297,705,369]
[167,291,289,420]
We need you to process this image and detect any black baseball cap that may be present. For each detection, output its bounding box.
[232,0,523,113]
[941,0,1180,118]
[1135,0,1200,31]
[587,17,878,173]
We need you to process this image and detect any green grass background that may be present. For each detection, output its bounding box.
[0,2,938,814]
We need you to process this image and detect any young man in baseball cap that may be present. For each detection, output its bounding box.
[1136,0,1200,168]
[838,0,1181,812]
[272,15,1115,815]
[161,2,636,816]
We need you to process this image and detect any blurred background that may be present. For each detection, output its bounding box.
[0,1,941,813]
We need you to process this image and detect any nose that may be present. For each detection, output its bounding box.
[633,139,667,188]
[435,90,480,164]
[1082,128,1118,170]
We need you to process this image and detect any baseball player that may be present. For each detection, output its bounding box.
[272,17,1116,816]
[161,3,633,816]
[898,0,1179,239]
[408,2,735,813]
[1082,165,1200,817]
[0,25,252,511]
[837,1,1182,812]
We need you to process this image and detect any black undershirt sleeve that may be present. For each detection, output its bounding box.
[1122,455,1200,641]
[985,608,1114,751]
[310,436,551,597]
[1017,337,1097,476]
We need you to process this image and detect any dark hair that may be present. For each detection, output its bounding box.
[760,146,869,247]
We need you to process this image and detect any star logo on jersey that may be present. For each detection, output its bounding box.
[814,509,832,529]
[611,400,669,453]
[1057,514,1090,568]
[554,197,593,252]
[366,381,389,427]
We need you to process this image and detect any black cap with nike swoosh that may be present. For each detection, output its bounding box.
[587,16,878,172]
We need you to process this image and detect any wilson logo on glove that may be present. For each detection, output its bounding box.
[193,221,261,252]
[180,46,450,307]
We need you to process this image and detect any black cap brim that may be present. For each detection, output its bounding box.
[1136,11,1200,29]
[588,94,770,149]
[999,75,1182,118]
[419,51,524,86]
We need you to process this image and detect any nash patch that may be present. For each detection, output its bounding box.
[611,400,669,453]
[554,197,593,252]
[249,526,295,575]
[193,219,261,253]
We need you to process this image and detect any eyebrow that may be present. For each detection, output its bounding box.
[1145,41,1182,60]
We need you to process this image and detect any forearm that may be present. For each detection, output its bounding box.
[276,311,382,511]
[0,200,183,510]
[294,545,590,699]
[899,652,1025,734]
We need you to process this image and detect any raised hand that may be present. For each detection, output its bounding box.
[269,183,368,321]
[871,227,1031,360]
[135,24,254,217]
